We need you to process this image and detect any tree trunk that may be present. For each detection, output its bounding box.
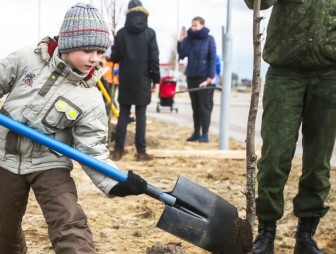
[246,0,262,231]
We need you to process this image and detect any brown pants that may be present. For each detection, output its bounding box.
[0,167,96,254]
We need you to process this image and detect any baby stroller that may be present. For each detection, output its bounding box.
[156,76,178,113]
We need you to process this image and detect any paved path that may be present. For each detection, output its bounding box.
[148,90,336,166]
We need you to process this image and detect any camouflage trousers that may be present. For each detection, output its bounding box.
[256,66,336,221]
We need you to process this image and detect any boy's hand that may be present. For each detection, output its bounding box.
[109,170,147,197]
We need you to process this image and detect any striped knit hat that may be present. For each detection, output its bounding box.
[58,3,111,53]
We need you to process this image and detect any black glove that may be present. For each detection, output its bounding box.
[109,170,147,197]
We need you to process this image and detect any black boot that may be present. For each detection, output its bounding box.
[294,217,324,254]
[252,221,276,254]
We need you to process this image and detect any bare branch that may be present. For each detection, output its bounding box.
[99,0,127,39]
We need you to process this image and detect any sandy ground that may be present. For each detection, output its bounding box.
[23,117,336,254]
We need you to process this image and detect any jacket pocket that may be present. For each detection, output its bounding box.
[31,131,73,165]
[42,96,82,130]
[5,131,19,155]
[31,134,53,158]
[325,4,336,39]
[0,128,8,158]
[280,0,304,4]
[50,130,73,157]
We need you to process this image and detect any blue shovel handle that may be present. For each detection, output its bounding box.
[0,114,176,206]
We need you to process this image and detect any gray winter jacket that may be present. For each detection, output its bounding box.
[0,37,118,196]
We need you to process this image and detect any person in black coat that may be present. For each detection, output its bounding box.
[178,16,217,143]
[110,0,160,161]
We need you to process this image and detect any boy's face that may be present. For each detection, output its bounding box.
[191,20,204,32]
[63,50,104,74]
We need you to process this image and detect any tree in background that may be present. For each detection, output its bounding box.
[98,0,127,39]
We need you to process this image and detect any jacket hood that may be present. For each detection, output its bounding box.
[188,27,210,40]
[35,36,102,87]
[125,8,148,34]
[126,6,149,16]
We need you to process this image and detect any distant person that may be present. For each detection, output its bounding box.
[101,57,119,100]
[101,56,121,112]
[208,55,221,119]
[177,16,217,143]
[213,55,222,87]
[110,0,160,161]
[0,3,147,253]
[244,1,336,254]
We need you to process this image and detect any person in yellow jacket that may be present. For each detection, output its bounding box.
[101,56,119,110]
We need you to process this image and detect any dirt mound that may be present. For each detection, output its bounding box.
[146,242,185,254]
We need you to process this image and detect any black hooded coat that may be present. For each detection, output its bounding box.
[110,8,160,105]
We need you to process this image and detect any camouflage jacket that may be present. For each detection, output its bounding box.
[244,0,336,70]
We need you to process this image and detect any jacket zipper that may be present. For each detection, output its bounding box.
[17,120,28,175]
[17,134,23,174]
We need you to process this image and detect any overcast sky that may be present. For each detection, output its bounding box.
[0,0,272,80]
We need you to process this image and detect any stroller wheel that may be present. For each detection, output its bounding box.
[156,104,160,113]
[175,108,178,113]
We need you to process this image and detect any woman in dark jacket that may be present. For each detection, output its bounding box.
[110,0,160,161]
[178,16,217,143]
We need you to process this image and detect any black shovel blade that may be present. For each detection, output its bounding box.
[156,176,239,252]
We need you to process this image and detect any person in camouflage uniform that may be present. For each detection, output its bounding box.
[244,1,336,254]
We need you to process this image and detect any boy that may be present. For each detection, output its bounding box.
[0,3,146,253]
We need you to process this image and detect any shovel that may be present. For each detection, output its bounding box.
[0,113,244,253]
[175,85,222,94]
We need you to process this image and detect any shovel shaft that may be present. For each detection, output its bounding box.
[175,85,222,94]
[0,114,128,182]
[146,184,176,206]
